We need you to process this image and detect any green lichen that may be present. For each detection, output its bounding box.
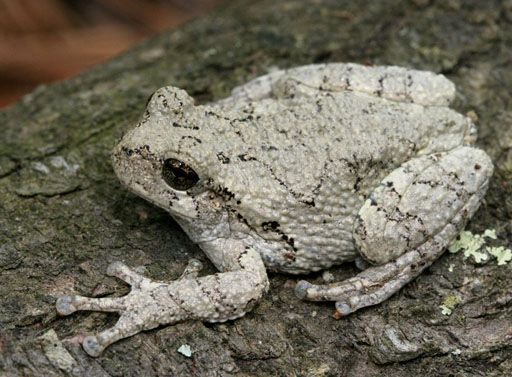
[486,246,512,266]
[483,229,497,240]
[448,229,510,265]
[448,231,489,263]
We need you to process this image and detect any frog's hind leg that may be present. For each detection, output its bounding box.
[271,63,456,106]
[227,63,455,106]
[297,231,455,316]
[218,63,454,108]
[296,146,493,316]
[56,245,268,356]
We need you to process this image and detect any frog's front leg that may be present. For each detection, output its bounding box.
[296,146,493,316]
[56,243,268,356]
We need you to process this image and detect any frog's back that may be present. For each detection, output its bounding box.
[199,91,472,273]
[261,91,471,180]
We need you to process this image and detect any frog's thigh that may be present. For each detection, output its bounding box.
[296,146,492,315]
[355,146,493,265]
[225,63,454,106]
[272,63,456,106]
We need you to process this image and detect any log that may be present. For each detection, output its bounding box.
[1,0,511,375]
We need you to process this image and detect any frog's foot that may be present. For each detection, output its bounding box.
[296,237,447,316]
[297,146,493,316]
[56,246,268,357]
[56,261,183,356]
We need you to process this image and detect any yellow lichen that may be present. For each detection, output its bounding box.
[439,295,461,316]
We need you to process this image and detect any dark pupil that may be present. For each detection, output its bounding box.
[162,158,199,191]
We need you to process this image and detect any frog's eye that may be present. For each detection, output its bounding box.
[162,158,199,191]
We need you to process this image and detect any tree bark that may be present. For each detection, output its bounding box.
[1,0,511,375]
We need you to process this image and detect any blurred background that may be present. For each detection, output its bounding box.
[0,0,227,108]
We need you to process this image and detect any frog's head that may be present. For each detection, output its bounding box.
[111,86,227,234]
[112,85,303,251]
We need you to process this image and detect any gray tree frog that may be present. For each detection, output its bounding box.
[56,63,493,356]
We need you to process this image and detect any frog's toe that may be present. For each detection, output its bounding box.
[81,312,157,357]
[56,294,126,315]
[83,335,104,357]
[334,301,352,317]
[333,286,395,317]
[106,261,148,287]
[56,295,77,315]
[294,280,314,300]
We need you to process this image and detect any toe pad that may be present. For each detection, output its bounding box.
[56,295,76,316]
[295,280,314,300]
[83,335,104,357]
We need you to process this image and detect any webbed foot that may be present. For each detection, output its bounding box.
[57,250,268,356]
[57,261,183,356]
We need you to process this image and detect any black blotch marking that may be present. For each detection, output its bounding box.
[238,154,257,162]
[302,198,316,207]
[281,234,296,250]
[121,146,134,157]
[146,92,155,106]
[172,122,199,130]
[157,93,169,108]
[353,176,363,191]
[232,113,260,122]
[261,220,297,252]
[205,110,231,121]
[406,74,413,87]
[237,213,250,227]
[218,186,236,201]
[121,144,153,158]
[217,152,230,164]
[237,247,250,266]
[262,221,280,231]
[376,76,385,97]
[181,135,202,144]
[315,99,323,112]
[172,91,183,107]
